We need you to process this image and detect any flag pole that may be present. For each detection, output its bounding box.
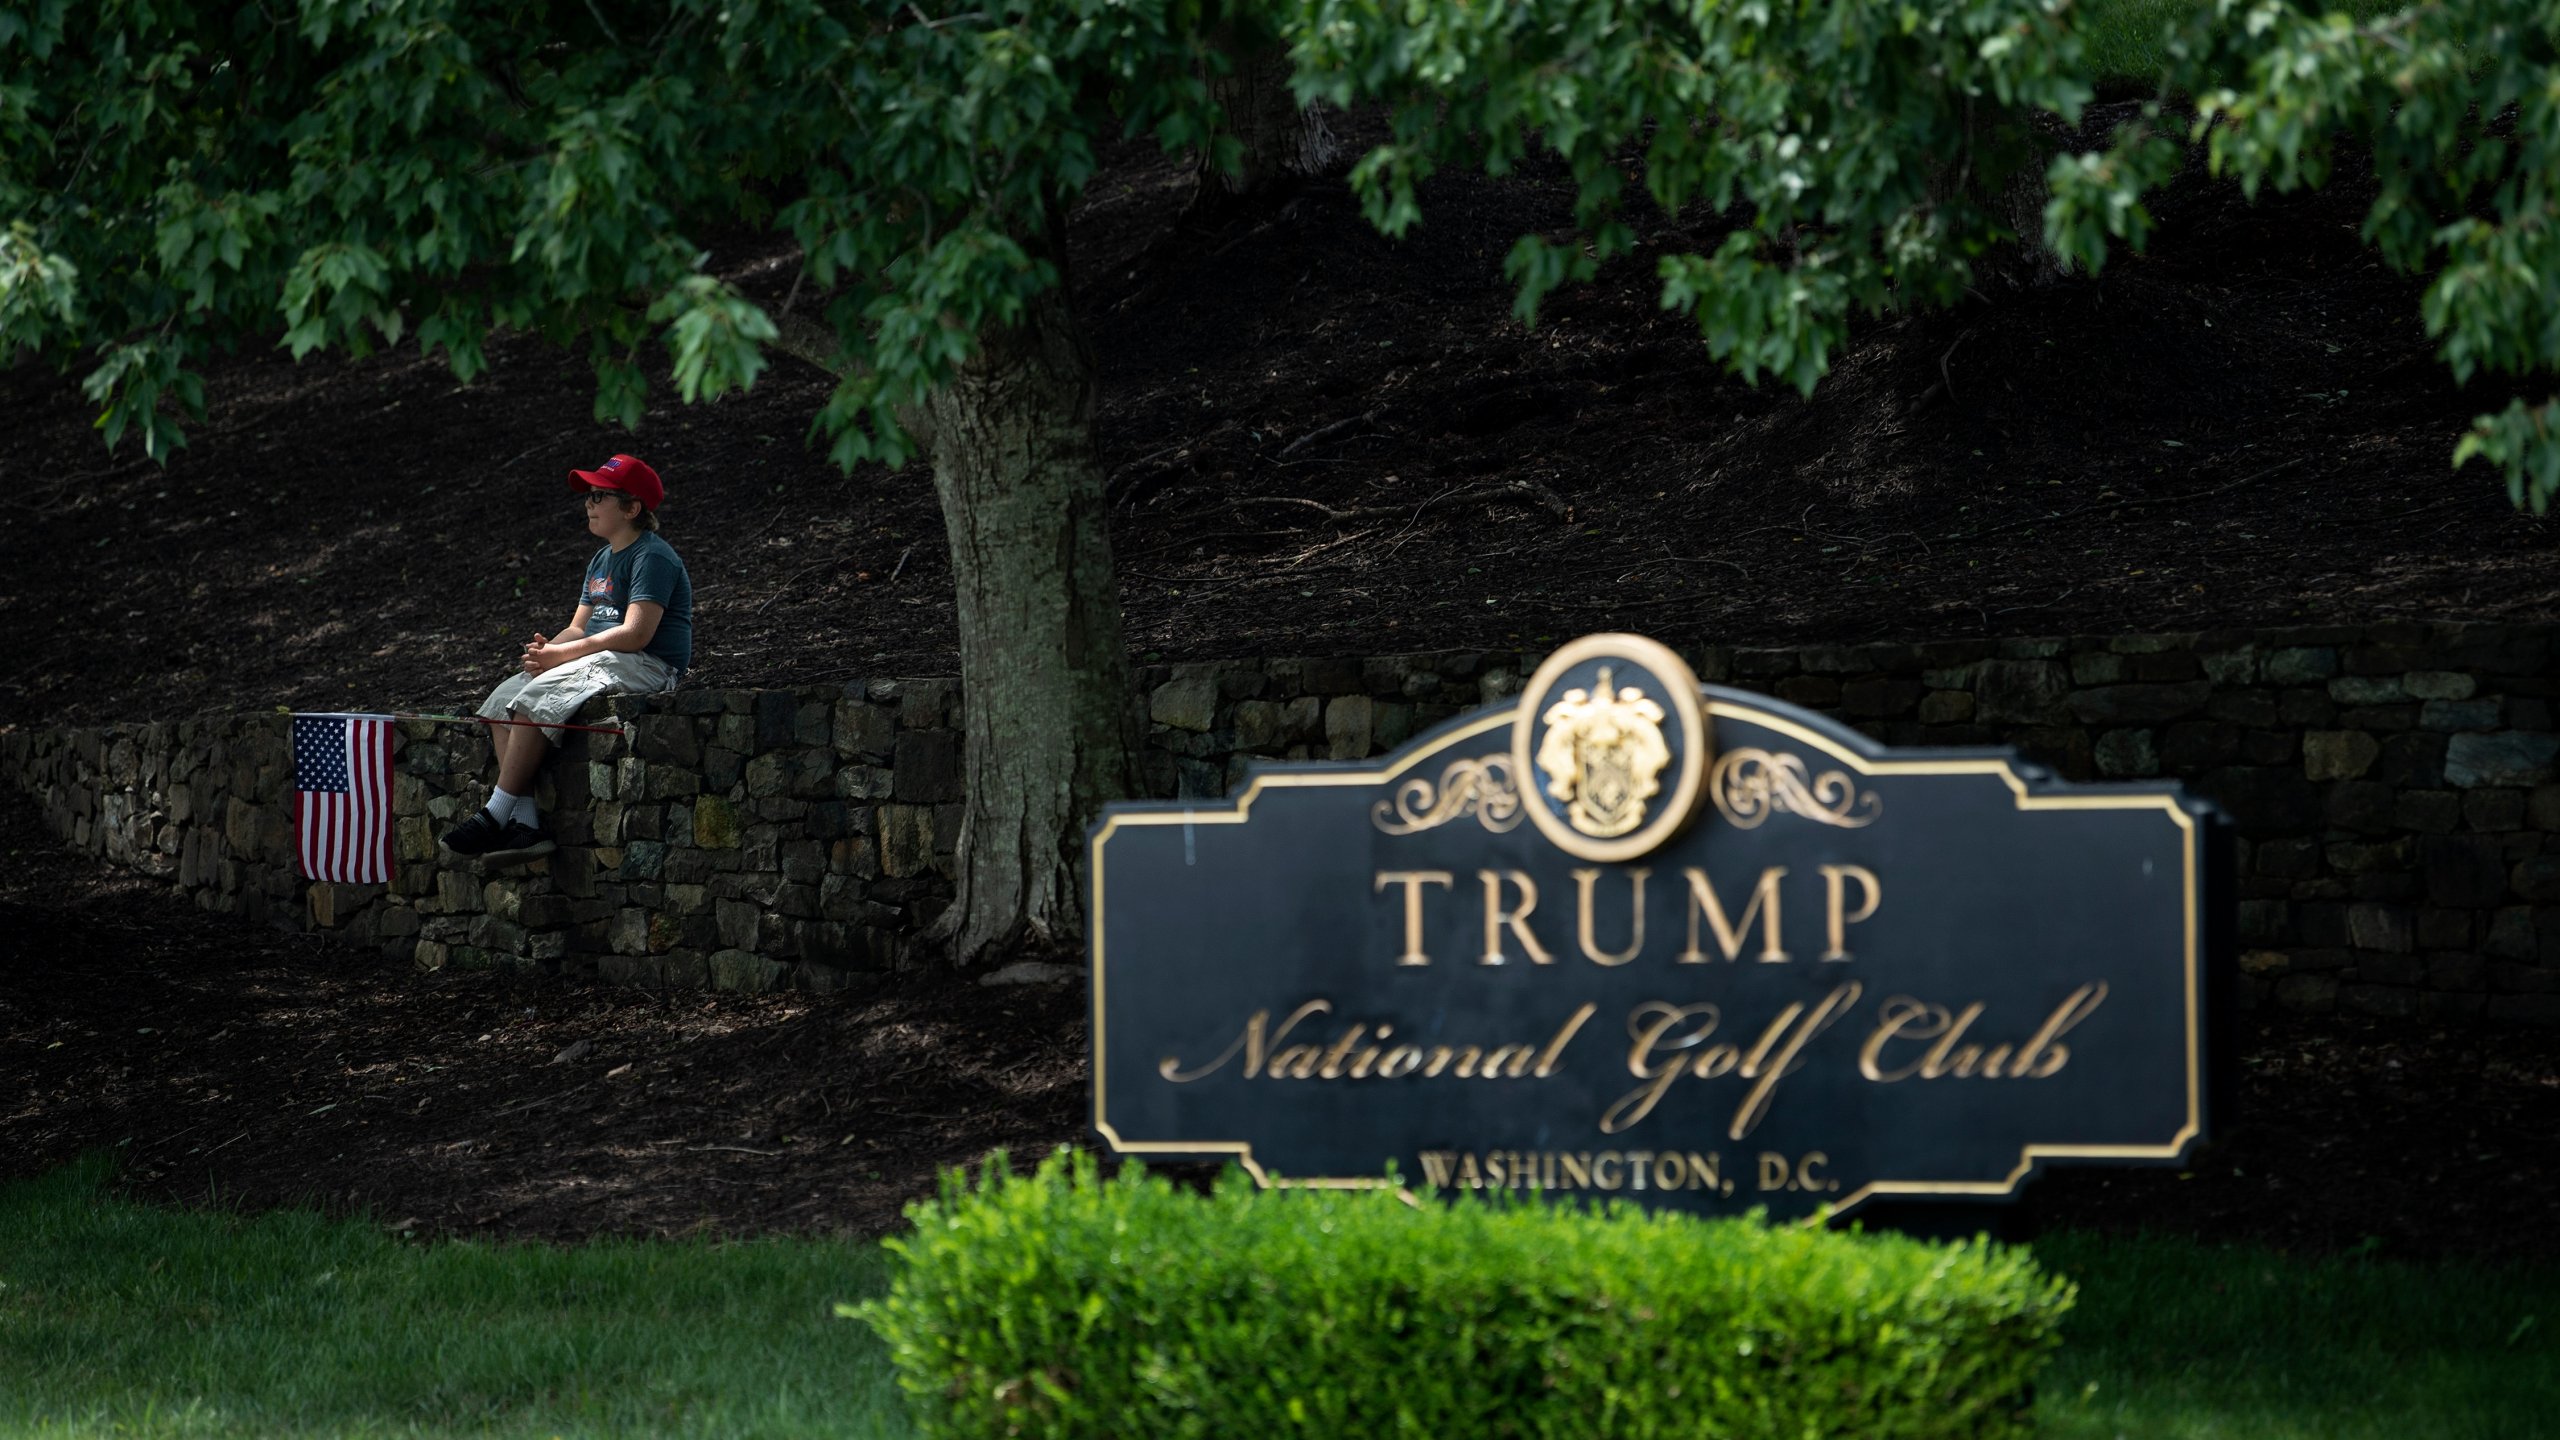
[288,709,630,736]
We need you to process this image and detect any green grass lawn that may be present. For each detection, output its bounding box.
[0,1159,905,1439]
[1,1159,2549,1438]
[2035,1228,2555,1440]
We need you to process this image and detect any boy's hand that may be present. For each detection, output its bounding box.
[521,646,567,676]
[523,631,551,654]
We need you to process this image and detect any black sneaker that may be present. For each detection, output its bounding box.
[439,809,509,857]
[479,821,557,867]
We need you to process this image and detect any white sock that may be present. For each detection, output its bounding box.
[488,786,532,826]
[511,792,540,828]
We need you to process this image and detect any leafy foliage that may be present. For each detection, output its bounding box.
[857,1150,2075,1440]
[1287,0,2101,394]
[0,0,1224,467]
[2047,0,2560,513]
[1283,0,2560,514]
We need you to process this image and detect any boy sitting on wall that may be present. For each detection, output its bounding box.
[440,453,695,865]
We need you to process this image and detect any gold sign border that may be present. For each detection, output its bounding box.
[1088,693,2206,1219]
[1509,632,1714,863]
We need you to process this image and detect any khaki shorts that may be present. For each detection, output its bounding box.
[477,649,679,742]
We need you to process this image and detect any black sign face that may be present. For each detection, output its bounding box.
[1089,635,2222,1219]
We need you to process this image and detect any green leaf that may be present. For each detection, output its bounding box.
[655,274,779,405]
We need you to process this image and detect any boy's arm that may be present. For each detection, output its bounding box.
[524,603,661,671]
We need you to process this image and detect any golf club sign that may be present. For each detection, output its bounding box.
[1088,635,2226,1219]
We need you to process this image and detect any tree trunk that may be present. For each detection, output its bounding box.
[921,282,1135,966]
[1197,26,1339,204]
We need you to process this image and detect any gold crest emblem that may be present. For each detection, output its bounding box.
[1511,634,1711,863]
[1534,667,1672,838]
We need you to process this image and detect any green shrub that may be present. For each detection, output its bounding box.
[857,1151,2074,1440]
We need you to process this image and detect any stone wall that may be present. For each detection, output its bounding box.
[3,684,961,992]
[1671,624,2559,1023]
[7,620,2556,1020]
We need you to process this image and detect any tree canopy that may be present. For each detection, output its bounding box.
[0,0,1224,466]
[1291,0,2560,513]
[8,1,2552,498]
[2048,0,2560,513]
[1292,0,2099,392]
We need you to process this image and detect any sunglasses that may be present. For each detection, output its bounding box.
[580,491,626,508]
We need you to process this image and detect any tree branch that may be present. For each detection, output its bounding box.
[771,311,851,375]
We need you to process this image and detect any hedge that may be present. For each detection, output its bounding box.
[855,1152,2074,1439]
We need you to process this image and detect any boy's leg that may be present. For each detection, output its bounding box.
[473,718,542,827]
[442,674,554,858]
[485,714,557,854]
[494,716,546,795]
[456,717,559,864]
[450,652,653,863]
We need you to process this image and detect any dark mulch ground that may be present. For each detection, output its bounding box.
[0,794,1085,1242]
[3,792,2553,1258]
[0,121,2551,729]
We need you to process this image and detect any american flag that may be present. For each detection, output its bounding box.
[293,714,393,883]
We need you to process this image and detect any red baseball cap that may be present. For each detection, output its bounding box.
[568,453,664,510]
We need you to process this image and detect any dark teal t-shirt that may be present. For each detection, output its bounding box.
[578,532,693,670]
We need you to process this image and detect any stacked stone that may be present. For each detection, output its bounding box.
[1137,652,1538,796]
[1701,624,2556,1023]
[2,715,301,926]
[360,682,961,993]
[6,621,2554,1020]
[0,681,969,996]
